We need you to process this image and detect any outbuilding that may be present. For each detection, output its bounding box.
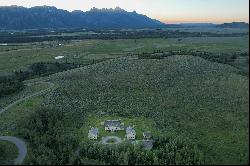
[88,127,99,140]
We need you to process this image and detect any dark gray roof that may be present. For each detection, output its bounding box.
[104,120,123,128]
[143,131,152,138]
[126,126,136,134]
[143,140,153,150]
[89,127,99,135]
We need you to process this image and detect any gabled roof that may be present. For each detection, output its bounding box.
[143,131,151,138]
[126,126,136,135]
[104,120,123,128]
[143,140,153,150]
[89,127,99,135]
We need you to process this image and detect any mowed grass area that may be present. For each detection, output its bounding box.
[0,140,18,165]
[78,113,158,142]
[0,36,248,75]
[44,55,248,165]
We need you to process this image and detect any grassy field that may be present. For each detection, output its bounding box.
[0,82,49,109]
[39,55,248,165]
[0,140,18,165]
[0,36,248,75]
[0,28,249,164]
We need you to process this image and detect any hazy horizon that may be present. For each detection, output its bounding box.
[0,0,249,24]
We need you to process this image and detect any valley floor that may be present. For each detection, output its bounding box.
[0,34,249,165]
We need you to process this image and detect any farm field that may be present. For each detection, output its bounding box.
[0,36,249,75]
[0,28,249,165]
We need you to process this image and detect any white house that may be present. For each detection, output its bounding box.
[104,120,124,132]
[126,126,136,140]
[88,127,99,140]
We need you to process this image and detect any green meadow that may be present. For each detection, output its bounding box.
[0,36,248,75]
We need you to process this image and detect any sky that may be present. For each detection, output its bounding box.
[0,0,249,24]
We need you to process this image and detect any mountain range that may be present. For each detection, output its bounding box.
[0,6,249,30]
[217,22,249,28]
[0,6,166,29]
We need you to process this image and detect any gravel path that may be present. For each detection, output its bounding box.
[101,136,122,144]
[0,136,27,165]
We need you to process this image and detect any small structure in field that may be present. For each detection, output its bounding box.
[126,126,136,140]
[142,140,154,150]
[143,131,152,140]
[104,120,124,132]
[54,56,64,60]
[88,127,99,140]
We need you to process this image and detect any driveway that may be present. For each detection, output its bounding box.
[101,136,122,144]
[0,136,27,165]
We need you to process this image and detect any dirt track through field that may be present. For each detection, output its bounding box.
[0,82,54,115]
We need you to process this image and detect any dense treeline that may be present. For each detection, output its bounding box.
[138,49,248,63]
[0,141,18,165]
[14,62,80,81]
[1,59,109,97]
[0,75,24,97]
[0,29,248,43]
[0,62,80,97]
[77,137,204,165]
[17,107,79,165]
[138,50,249,75]
[17,105,204,165]
[0,145,7,163]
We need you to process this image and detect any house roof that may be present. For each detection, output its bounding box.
[143,131,152,138]
[126,126,136,135]
[104,120,123,128]
[89,127,99,136]
[143,140,153,150]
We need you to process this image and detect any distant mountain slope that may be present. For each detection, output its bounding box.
[218,22,249,29]
[0,6,166,29]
